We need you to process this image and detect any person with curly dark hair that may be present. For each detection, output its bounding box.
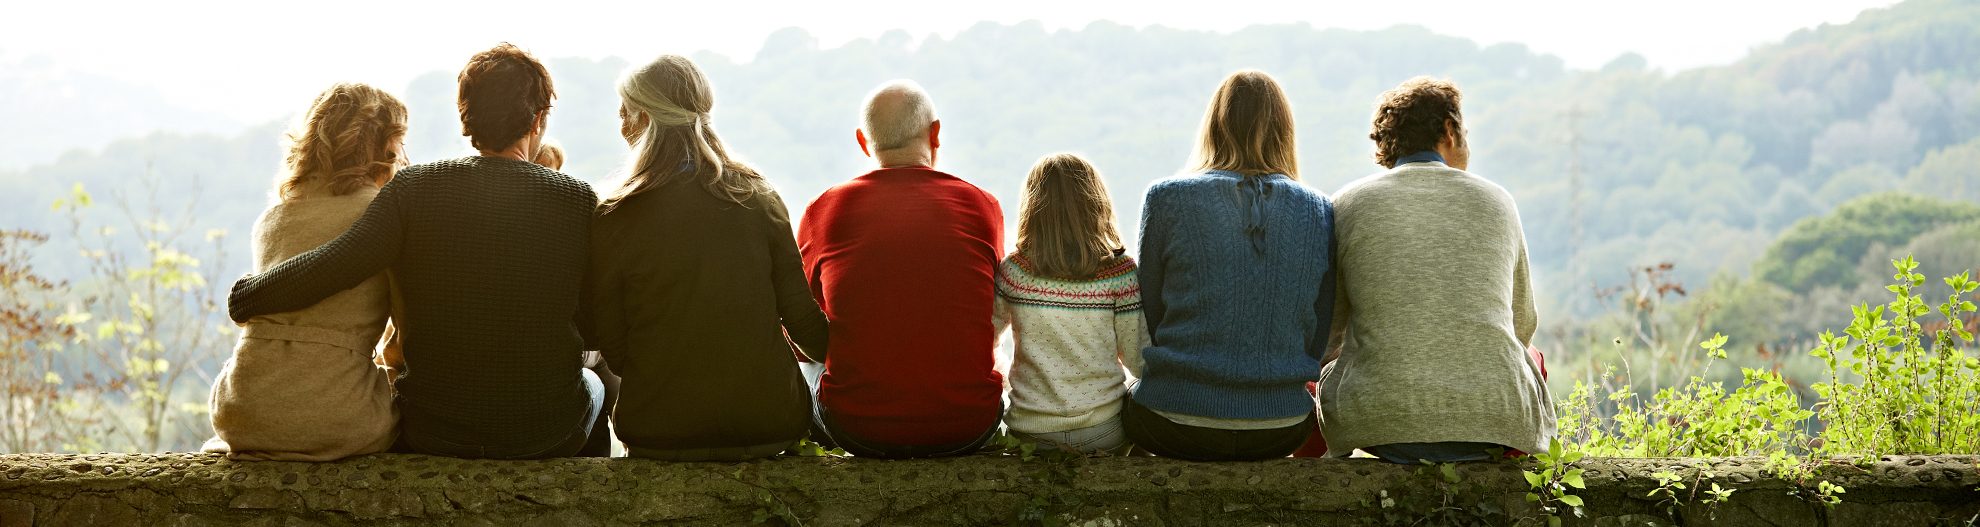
[228,43,609,460]
[1316,77,1555,464]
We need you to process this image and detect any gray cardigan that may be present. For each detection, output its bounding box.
[1317,161,1555,456]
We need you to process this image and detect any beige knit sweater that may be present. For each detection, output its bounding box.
[1317,161,1554,456]
[204,183,398,461]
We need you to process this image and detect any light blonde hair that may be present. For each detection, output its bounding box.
[1016,153,1125,279]
[602,54,764,212]
[533,140,565,170]
[279,83,408,201]
[1189,70,1299,180]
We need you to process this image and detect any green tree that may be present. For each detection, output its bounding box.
[1754,193,1980,292]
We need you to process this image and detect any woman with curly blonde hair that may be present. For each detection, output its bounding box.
[206,82,408,461]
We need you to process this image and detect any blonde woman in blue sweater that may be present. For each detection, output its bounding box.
[993,153,1148,455]
[1126,70,1337,461]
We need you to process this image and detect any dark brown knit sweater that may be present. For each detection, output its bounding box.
[581,178,827,452]
[228,156,598,451]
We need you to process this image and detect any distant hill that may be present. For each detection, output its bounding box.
[0,56,241,171]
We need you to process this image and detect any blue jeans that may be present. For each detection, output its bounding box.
[1011,414,1128,455]
[1364,442,1503,464]
[1121,396,1312,461]
[397,368,606,459]
[801,362,1000,459]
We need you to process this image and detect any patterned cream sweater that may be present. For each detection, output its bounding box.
[992,253,1150,434]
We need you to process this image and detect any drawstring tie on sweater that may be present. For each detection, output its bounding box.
[1236,174,1277,254]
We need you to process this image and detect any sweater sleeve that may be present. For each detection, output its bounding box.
[767,192,830,362]
[227,175,408,323]
[578,215,630,370]
[1511,220,1537,349]
[1324,203,1352,365]
[1116,269,1151,379]
[991,280,1012,343]
[1135,184,1168,341]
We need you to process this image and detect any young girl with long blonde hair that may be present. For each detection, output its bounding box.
[992,153,1147,455]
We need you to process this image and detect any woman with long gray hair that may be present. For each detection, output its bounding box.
[579,54,829,460]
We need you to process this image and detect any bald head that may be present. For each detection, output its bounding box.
[861,80,938,152]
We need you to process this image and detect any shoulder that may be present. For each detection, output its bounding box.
[926,170,1002,209]
[802,179,860,224]
[532,164,599,203]
[1146,172,1220,196]
[1277,178,1332,208]
[1094,255,1138,280]
[748,185,798,226]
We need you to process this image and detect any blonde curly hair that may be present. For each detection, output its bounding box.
[279,83,408,201]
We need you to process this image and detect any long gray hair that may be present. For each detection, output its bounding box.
[600,54,764,212]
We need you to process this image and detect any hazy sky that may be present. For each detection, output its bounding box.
[4,0,1898,125]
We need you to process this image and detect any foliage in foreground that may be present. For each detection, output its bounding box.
[1558,255,1978,462]
[1,183,232,453]
[1536,255,1978,523]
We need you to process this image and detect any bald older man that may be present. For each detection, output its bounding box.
[796,80,1006,459]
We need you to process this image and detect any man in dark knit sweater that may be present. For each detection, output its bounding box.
[228,43,605,459]
[797,79,1006,458]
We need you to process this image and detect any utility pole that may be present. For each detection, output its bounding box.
[1566,104,1588,314]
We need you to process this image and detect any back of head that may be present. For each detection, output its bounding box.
[532,140,565,170]
[603,54,762,212]
[280,82,408,201]
[1192,70,1298,180]
[862,80,938,152]
[1017,153,1124,279]
[457,43,555,152]
[1370,76,1463,169]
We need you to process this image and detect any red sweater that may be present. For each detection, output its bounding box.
[798,167,1005,446]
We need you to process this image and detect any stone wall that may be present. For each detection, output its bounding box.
[0,453,1975,526]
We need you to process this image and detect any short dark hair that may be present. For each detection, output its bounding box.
[457,43,555,151]
[1369,77,1463,169]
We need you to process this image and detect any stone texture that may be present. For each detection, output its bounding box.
[0,453,1972,526]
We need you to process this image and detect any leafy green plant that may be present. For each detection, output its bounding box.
[1557,333,1814,460]
[1520,437,1587,526]
[750,489,805,526]
[1810,256,1980,458]
[787,437,845,458]
[1358,462,1506,526]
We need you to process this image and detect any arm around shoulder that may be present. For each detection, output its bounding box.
[227,175,412,323]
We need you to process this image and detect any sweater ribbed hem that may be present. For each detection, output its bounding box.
[1005,399,1124,434]
[1131,379,1313,421]
[1319,409,1548,457]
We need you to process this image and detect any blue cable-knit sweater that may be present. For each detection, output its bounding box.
[1131,170,1336,421]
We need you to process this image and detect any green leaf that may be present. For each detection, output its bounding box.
[1439,463,1460,484]
[1559,494,1584,507]
[1562,469,1586,489]
[1523,471,1544,488]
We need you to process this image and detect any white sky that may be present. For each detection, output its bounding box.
[2,0,1898,125]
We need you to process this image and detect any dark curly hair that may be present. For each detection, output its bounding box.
[457,43,556,152]
[1369,77,1463,169]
